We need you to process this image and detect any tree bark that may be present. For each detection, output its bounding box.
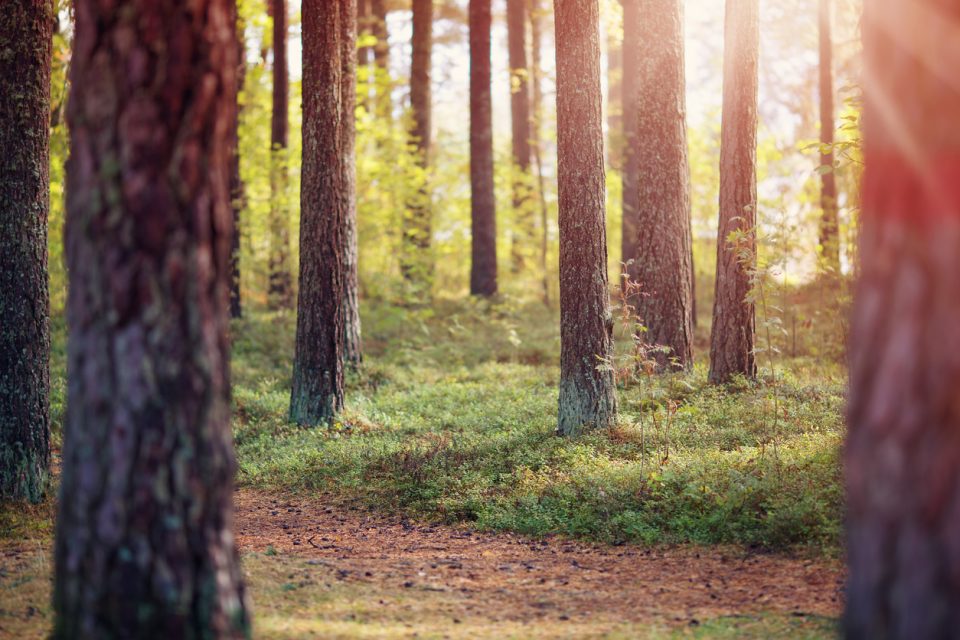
[0,0,51,503]
[554,0,617,436]
[371,0,391,119]
[529,0,550,306]
[402,0,433,288]
[53,0,249,636]
[470,0,498,297]
[846,2,960,637]
[229,4,245,320]
[623,0,694,371]
[708,0,758,385]
[818,0,840,275]
[508,0,534,273]
[341,0,363,366]
[292,0,357,425]
[269,0,292,308]
[620,0,640,276]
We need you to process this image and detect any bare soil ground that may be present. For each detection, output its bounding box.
[0,489,844,639]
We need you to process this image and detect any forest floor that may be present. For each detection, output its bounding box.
[2,487,842,639]
[2,289,849,638]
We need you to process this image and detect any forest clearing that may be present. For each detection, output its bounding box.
[1,0,956,638]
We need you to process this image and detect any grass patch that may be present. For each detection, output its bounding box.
[234,297,845,552]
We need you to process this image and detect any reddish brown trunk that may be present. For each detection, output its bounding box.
[620,0,640,274]
[0,0,52,503]
[402,0,433,287]
[708,0,758,385]
[508,0,534,272]
[818,0,840,274]
[554,0,617,435]
[371,0,391,119]
[53,0,249,636]
[269,0,292,308]
[470,0,497,297]
[623,0,694,371]
[292,0,358,425]
[607,7,623,171]
[529,0,551,305]
[846,3,960,637]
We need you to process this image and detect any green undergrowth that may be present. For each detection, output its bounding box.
[233,296,846,553]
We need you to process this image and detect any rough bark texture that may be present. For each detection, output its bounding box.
[53,0,249,637]
[620,0,640,274]
[554,0,617,436]
[269,0,292,308]
[623,0,694,371]
[291,0,357,425]
[402,0,433,286]
[846,2,960,637]
[818,0,840,274]
[229,2,245,320]
[0,0,51,503]
[708,0,758,385]
[508,0,533,272]
[470,0,498,297]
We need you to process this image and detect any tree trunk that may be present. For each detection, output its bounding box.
[229,4,245,320]
[269,0,292,308]
[708,0,758,385]
[371,0,391,119]
[623,0,694,371]
[291,0,357,425]
[53,0,249,636]
[606,5,623,171]
[554,0,617,436]
[358,0,370,68]
[529,0,550,306]
[402,0,433,288]
[620,0,640,276]
[0,0,51,503]
[508,0,533,273]
[341,0,363,366]
[818,0,840,275]
[846,2,960,636]
[470,0,498,297]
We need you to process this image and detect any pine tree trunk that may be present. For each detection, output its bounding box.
[529,0,551,306]
[269,0,292,308]
[371,0,391,120]
[624,0,694,371]
[291,0,357,425]
[606,7,623,171]
[229,3,245,320]
[341,0,363,366]
[358,0,371,68]
[554,0,617,436]
[0,0,51,503]
[508,0,533,273]
[846,3,960,636]
[470,0,498,297]
[620,0,640,276]
[53,1,249,636]
[818,0,840,275]
[708,0,758,385]
[402,0,433,288]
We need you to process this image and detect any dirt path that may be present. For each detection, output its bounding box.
[234,490,844,633]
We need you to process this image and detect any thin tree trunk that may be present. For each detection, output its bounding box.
[342,0,363,365]
[846,3,960,636]
[624,0,694,371]
[269,0,292,308]
[402,0,433,288]
[620,0,640,276]
[358,0,370,68]
[554,0,617,436]
[291,0,357,425]
[818,0,840,275]
[708,0,759,385]
[0,0,51,503]
[54,1,249,636]
[470,0,498,297]
[229,4,245,320]
[371,0,391,119]
[607,5,623,171]
[529,0,550,306]
[508,0,533,273]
